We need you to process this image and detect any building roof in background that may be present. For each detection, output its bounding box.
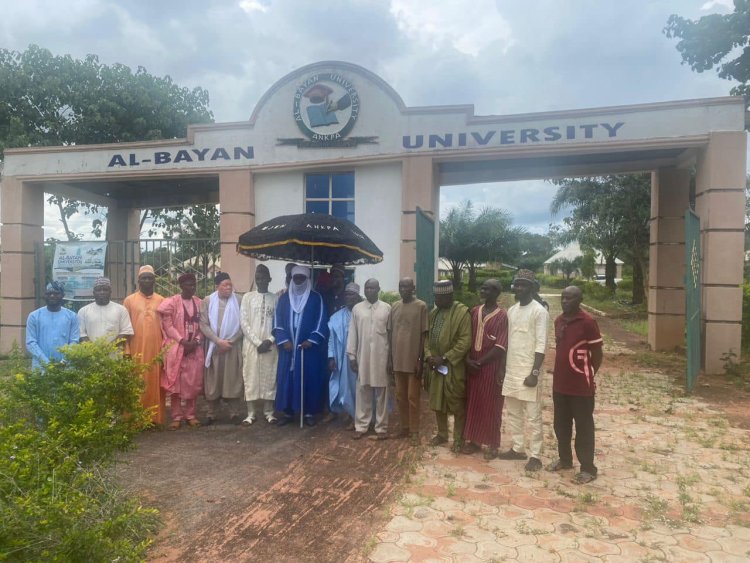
[544,242,623,265]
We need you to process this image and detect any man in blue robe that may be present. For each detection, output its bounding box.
[273,265,329,427]
[26,281,80,371]
[327,282,362,428]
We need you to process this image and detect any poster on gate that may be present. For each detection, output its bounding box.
[52,242,108,300]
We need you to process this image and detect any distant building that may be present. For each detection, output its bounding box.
[543,242,623,279]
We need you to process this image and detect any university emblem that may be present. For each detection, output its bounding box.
[279,72,377,148]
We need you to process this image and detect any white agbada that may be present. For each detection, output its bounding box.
[78,301,134,343]
[240,290,278,401]
[502,300,549,402]
[347,299,391,387]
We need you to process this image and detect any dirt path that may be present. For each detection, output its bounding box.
[115,406,427,562]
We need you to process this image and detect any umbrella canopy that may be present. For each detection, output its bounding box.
[237,213,383,265]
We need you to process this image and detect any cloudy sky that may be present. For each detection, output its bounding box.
[0,0,740,238]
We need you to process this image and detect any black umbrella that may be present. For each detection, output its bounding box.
[236,213,383,265]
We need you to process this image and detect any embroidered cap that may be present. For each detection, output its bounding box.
[344,282,360,295]
[512,269,537,284]
[433,280,454,295]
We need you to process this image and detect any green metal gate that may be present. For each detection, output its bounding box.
[415,207,435,308]
[685,209,701,393]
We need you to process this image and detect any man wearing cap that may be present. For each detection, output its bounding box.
[124,265,166,426]
[548,286,603,484]
[240,264,278,425]
[78,277,134,346]
[424,280,471,453]
[327,282,362,427]
[200,272,244,425]
[499,269,549,471]
[26,281,79,371]
[273,265,329,426]
[387,277,428,446]
[323,264,348,317]
[348,279,391,440]
[158,273,204,429]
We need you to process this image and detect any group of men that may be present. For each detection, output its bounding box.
[25,264,603,484]
[423,269,603,484]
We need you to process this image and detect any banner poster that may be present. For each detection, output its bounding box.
[52,242,108,300]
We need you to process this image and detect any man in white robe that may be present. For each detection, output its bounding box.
[347,278,391,440]
[78,277,134,346]
[240,264,278,424]
[499,269,549,472]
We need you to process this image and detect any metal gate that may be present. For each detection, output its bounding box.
[685,209,701,393]
[36,238,220,306]
[415,206,435,308]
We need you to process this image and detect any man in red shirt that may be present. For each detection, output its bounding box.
[547,286,603,484]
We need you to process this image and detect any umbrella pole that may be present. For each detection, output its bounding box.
[300,346,305,428]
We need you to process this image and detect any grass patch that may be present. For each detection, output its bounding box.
[619,318,648,337]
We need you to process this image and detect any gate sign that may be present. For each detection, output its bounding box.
[52,242,107,301]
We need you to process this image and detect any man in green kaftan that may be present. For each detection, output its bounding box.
[425,280,472,453]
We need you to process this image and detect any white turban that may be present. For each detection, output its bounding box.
[289,266,312,314]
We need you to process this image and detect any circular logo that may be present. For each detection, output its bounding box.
[293,73,359,141]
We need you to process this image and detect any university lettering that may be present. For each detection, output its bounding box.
[402,122,625,149]
[107,146,255,168]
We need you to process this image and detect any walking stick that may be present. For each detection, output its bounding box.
[300,345,305,428]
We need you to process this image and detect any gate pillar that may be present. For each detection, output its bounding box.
[648,168,689,350]
[400,156,438,284]
[105,208,141,300]
[219,169,255,293]
[0,178,45,353]
[695,131,746,373]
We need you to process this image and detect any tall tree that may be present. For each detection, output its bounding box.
[0,44,214,239]
[550,174,651,303]
[440,200,523,292]
[516,232,556,272]
[665,2,750,101]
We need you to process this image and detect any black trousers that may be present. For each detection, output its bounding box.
[552,391,597,475]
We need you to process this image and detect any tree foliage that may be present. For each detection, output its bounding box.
[550,174,651,303]
[0,44,214,239]
[516,232,556,272]
[440,200,523,292]
[665,2,750,101]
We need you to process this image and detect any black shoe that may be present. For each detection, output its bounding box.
[546,459,574,472]
[230,414,242,425]
[497,449,527,460]
[429,435,448,447]
[525,457,543,472]
[276,416,291,427]
[203,416,216,426]
[304,415,316,427]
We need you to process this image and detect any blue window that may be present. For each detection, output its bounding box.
[304,172,355,223]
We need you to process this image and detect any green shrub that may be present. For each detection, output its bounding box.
[380,291,401,305]
[536,274,569,289]
[743,283,750,350]
[454,289,481,309]
[0,340,159,560]
[617,277,633,292]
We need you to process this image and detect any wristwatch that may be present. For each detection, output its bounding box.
[531,369,540,376]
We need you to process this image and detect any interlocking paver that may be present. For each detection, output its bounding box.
[368,541,411,563]
[366,304,750,562]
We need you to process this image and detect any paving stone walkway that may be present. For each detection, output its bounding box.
[367,339,750,562]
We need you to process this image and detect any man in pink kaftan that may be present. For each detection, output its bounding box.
[158,273,205,429]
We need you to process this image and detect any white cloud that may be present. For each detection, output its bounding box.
[239,0,269,14]
[389,0,513,57]
[701,0,733,11]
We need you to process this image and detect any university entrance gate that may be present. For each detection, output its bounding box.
[1,61,746,373]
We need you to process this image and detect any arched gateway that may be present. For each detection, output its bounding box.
[1,61,746,372]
